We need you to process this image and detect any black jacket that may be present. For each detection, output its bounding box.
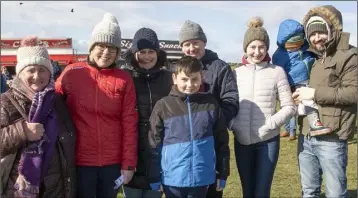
[122,65,173,190]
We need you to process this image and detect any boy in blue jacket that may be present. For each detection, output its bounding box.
[147,56,230,198]
[273,19,331,136]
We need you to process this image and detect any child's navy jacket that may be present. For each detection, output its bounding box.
[148,86,230,187]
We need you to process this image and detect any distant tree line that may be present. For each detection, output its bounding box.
[227,62,238,70]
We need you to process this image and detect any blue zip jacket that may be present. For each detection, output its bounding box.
[148,86,230,187]
[272,19,316,87]
[170,49,239,127]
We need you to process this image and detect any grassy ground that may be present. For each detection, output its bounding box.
[223,133,357,198]
[118,133,357,198]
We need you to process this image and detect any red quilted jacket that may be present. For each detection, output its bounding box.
[55,62,138,169]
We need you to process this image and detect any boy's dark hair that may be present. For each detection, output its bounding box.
[174,56,202,76]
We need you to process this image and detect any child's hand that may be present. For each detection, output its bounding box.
[216,179,226,191]
[150,182,162,191]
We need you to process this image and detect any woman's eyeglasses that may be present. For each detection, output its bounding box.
[95,44,118,54]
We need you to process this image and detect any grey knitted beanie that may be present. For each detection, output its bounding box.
[179,20,207,46]
[88,13,121,52]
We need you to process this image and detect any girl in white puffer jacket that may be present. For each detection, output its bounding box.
[230,17,296,198]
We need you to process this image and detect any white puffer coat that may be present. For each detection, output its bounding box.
[230,62,296,145]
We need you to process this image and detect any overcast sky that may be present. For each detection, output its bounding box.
[1,1,357,62]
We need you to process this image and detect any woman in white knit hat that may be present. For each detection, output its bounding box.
[55,13,138,198]
[0,36,76,197]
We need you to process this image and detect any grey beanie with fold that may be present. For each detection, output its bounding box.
[178,20,207,46]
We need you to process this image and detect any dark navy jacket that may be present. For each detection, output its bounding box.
[272,19,316,87]
[148,86,230,187]
[200,49,239,126]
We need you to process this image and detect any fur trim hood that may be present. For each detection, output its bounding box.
[302,5,343,33]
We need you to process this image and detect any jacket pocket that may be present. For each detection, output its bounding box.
[264,114,275,130]
[213,149,216,172]
[258,124,271,138]
[202,70,214,85]
[324,62,340,87]
[162,147,168,173]
[43,172,62,194]
[228,119,234,131]
[320,106,342,132]
[0,152,17,194]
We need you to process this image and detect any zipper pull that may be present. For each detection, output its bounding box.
[185,95,190,103]
[322,51,327,64]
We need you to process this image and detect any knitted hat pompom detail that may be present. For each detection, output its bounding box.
[20,36,40,47]
[102,12,119,25]
[247,17,264,28]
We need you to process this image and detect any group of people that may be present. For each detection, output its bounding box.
[0,4,356,198]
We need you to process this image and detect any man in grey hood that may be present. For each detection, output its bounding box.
[293,5,357,198]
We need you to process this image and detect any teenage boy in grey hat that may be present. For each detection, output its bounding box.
[178,20,239,198]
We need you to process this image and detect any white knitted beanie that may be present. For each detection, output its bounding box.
[88,12,121,52]
[16,36,53,75]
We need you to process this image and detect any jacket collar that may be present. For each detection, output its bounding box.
[169,85,209,102]
[126,64,165,79]
[199,49,220,70]
[335,32,350,50]
[241,54,271,70]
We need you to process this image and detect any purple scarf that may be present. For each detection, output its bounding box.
[14,80,58,197]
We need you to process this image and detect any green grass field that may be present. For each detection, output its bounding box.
[222,133,357,198]
[118,133,357,198]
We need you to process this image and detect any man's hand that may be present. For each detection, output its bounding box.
[292,87,316,102]
[216,179,226,191]
[23,121,44,141]
[121,170,134,184]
